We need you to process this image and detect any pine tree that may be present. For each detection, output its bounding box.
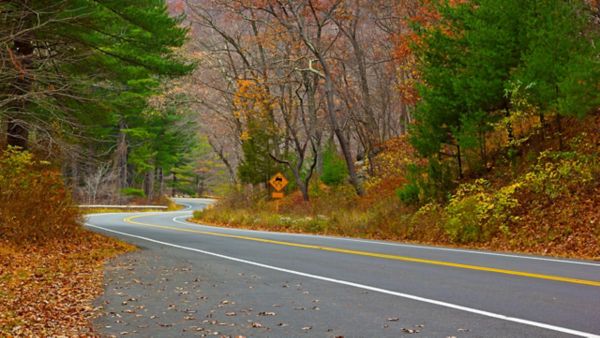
[1,0,191,150]
[515,0,600,123]
[406,0,599,202]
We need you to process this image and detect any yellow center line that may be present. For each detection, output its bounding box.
[123,215,600,287]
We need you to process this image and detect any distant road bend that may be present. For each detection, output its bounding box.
[86,198,600,337]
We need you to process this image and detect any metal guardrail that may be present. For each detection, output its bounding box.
[78,205,168,209]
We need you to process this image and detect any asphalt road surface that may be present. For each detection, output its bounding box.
[86,198,600,337]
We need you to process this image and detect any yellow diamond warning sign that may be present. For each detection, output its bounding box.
[269,172,288,192]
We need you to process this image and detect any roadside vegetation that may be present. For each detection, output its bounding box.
[192,0,600,260]
[194,115,600,258]
[0,148,135,335]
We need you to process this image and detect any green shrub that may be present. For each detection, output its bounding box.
[444,195,484,243]
[321,143,348,186]
[397,182,420,204]
[120,187,146,198]
[304,217,327,233]
[397,160,455,204]
[193,210,204,219]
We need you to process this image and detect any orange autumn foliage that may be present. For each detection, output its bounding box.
[361,136,423,207]
[0,147,81,244]
[0,230,134,335]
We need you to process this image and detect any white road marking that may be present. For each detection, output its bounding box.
[86,223,599,338]
[171,215,600,267]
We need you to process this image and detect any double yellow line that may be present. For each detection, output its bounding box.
[124,215,600,287]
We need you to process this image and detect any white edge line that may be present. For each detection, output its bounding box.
[86,222,599,338]
[171,215,600,267]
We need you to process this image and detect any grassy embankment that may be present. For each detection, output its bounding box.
[0,148,135,336]
[192,114,600,259]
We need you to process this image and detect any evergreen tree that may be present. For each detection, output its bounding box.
[405,0,599,202]
[1,0,191,150]
[320,142,349,186]
[238,121,280,186]
[515,0,600,120]
[233,79,283,186]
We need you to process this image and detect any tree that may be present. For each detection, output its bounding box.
[321,142,348,186]
[405,0,600,202]
[1,0,190,152]
[234,79,282,186]
[514,0,600,145]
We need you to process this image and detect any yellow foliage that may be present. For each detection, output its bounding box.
[443,179,521,243]
[233,78,278,138]
[0,147,81,244]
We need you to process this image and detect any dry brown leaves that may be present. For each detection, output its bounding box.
[0,230,134,336]
[490,184,600,259]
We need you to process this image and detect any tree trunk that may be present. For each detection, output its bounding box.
[299,181,309,201]
[400,101,409,135]
[7,122,28,149]
[70,156,79,195]
[289,165,309,202]
[114,119,128,202]
[7,39,35,150]
[196,175,206,197]
[456,143,463,179]
[144,170,154,200]
[171,172,177,197]
[158,167,164,197]
[350,34,379,147]
[539,112,546,139]
[320,61,364,196]
[556,114,564,150]
[208,139,237,185]
[505,107,515,145]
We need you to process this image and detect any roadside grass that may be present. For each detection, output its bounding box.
[191,192,444,243]
[166,198,185,211]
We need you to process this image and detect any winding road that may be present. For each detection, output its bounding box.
[86,198,600,337]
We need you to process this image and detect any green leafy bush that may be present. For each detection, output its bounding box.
[444,195,484,243]
[397,160,455,204]
[120,187,146,198]
[397,181,420,204]
[408,202,446,239]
